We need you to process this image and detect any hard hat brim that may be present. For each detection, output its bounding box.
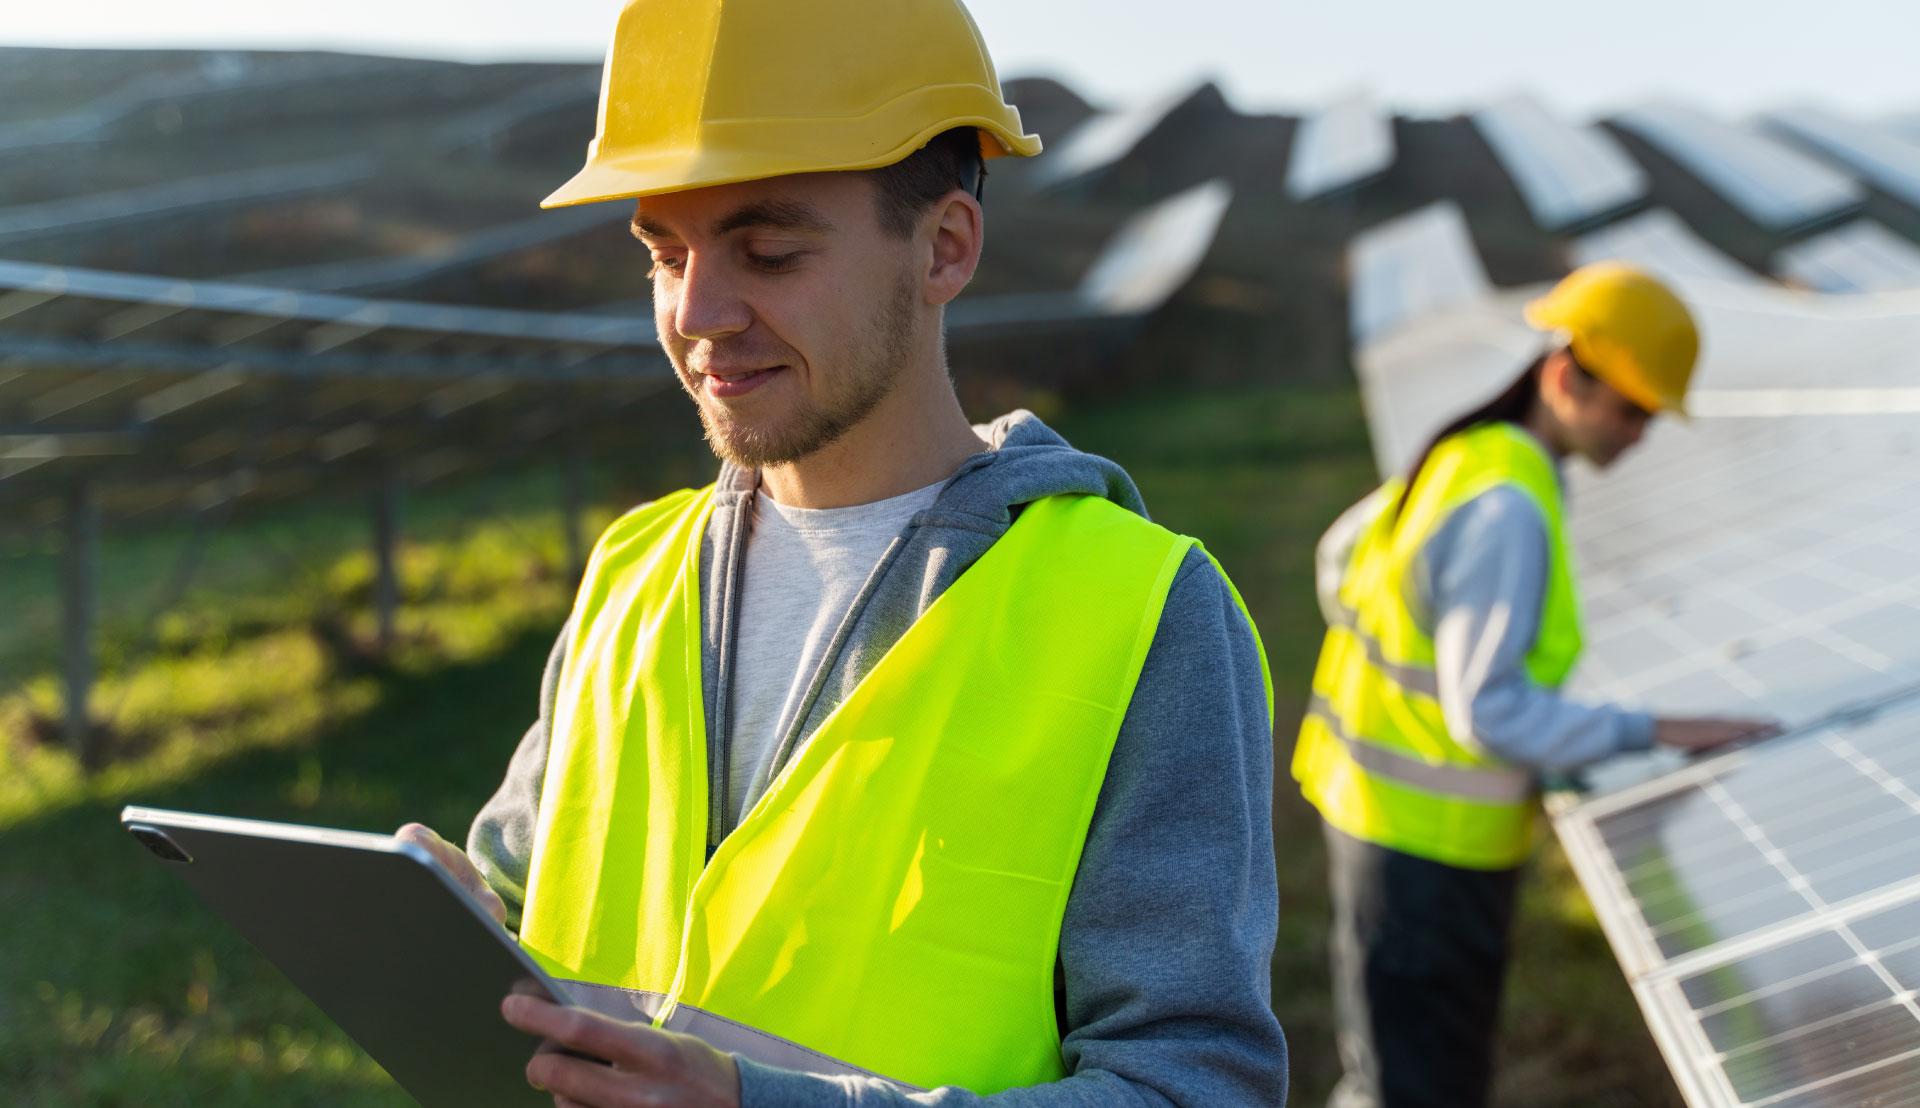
[542,118,1043,209]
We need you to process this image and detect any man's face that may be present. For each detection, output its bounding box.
[1553,356,1655,469]
[631,173,922,469]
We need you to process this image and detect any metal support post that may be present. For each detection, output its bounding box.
[374,473,402,652]
[61,482,97,762]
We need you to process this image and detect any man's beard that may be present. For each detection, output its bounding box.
[686,273,918,470]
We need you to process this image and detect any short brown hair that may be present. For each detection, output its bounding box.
[868,128,985,238]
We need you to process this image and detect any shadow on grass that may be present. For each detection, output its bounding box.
[0,622,558,1108]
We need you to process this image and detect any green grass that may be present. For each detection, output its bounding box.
[0,382,1680,1105]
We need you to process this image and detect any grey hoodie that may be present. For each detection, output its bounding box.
[468,411,1288,1106]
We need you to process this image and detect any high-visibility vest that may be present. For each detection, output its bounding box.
[518,486,1271,1093]
[1292,422,1582,870]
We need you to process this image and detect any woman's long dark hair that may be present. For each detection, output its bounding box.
[1388,353,1547,526]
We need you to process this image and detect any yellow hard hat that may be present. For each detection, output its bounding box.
[542,0,1043,209]
[1524,262,1700,417]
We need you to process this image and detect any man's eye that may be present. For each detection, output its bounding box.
[649,255,685,277]
[748,252,802,272]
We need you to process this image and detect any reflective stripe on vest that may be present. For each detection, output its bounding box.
[1292,422,1583,870]
[1303,695,1533,803]
[519,488,1271,1093]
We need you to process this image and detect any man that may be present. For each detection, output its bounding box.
[1294,262,1778,1108]
[398,0,1287,1104]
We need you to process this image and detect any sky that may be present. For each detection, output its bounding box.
[10,0,1920,120]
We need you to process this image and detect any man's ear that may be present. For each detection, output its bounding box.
[923,190,983,308]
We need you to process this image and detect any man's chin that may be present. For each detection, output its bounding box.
[700,410,815,470]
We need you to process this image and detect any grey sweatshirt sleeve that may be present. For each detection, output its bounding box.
[1316,488,1386,628]
[735,547,1287,1107]
[1415,487,1654,771]
[466,618,571,933]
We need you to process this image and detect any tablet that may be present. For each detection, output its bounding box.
[121,805,572,1108]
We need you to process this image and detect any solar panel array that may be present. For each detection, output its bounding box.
[1767,106,1920,212]
[0,176,1236,533]
[1612,102,1864,232]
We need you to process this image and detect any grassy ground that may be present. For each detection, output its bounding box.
[0,381,1679,1105]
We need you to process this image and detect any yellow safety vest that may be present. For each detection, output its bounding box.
[518,486,1270,1092]
[1293,422,1582,870]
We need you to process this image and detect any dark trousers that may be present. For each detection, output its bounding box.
[1322,822,1522,1108]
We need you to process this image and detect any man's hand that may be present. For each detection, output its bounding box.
[394,823,508,927]
[503,994,742,1108]
[1654,716,1781,754]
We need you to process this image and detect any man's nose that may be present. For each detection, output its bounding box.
[670,255,753,341]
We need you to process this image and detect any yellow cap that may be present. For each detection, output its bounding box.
[1525,262,1700,417]
[542,0,1042,209]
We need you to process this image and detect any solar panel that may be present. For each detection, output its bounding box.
[1075,179,1234,314]
[1775,221,1920,294]
[1611,102,1864,232]
[1766,106,1920,212]
[1029,82,1203,188]
[1285,91,1395,201]
[1574,209,1760,285]
[945,180,1232,331]
[1557,695,1920,1106]
[1346,201,1491,345]
[1472,93,1648,231]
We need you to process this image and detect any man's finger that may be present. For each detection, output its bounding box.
[396,824,501,909]
[528,1050,647,1107]
[503,995,676,1073]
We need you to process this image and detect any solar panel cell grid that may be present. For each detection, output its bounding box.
[1566,417,1920,731]
[1560,697,1920,1104]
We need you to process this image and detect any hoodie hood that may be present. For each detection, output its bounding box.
[946,409,1148,522]
[711,408,1146,525]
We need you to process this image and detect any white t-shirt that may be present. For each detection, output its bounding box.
[726,479,945,821]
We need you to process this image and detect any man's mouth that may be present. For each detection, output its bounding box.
[699,365,786,399]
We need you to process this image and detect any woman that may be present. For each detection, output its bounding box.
[1295,262,1777,1108]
